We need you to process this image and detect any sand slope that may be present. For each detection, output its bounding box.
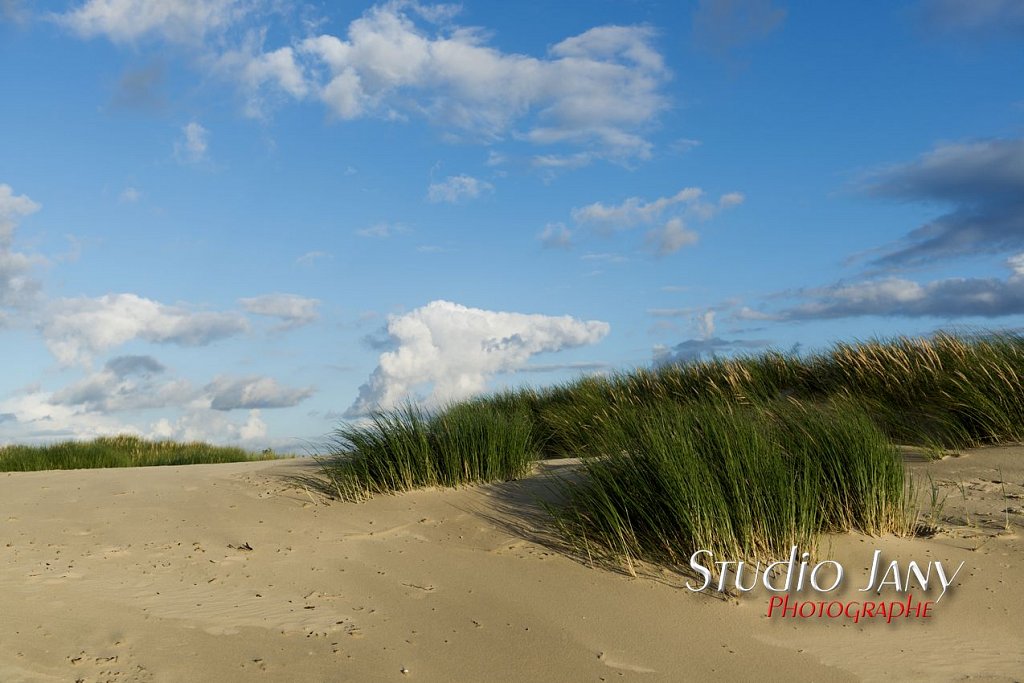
[1,449,1022,682]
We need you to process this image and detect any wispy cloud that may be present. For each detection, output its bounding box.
[239,293,320,330]
[356,222,407,238]
[691,0,787,57]
[917,0,1024,38]
[571,186,744,255]
[427,175,494,203]
[538,222,572,249]
[174,121,210,163]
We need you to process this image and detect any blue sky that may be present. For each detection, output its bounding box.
[1,0,1023,448]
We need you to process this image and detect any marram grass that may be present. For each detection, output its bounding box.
[0,435,279,472]
[546,398,912,573]
[321,400,537,500]
[323,331,1023,570]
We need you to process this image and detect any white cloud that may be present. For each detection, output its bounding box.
[175,121,209,163]
[205,375,314,410]
[347,300,610,416]
[572,187,705,231]
[60,0,250,44]
[40,293,249,365]
[217,40,309,117]
[0,387,139,444]
[295,250,332,266]
[150,408,268,443]
[427,174,494,203]
[538,222,572,249]
[356,222,406,238]
[298,5,669,160]
[0,183,40,246]
[569,186,743,255]
[118,186,141,203]
[0,184,43,311]
[646,217,699,256]
[239,293,320,329]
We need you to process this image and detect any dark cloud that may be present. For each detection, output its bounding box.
[361,329,396,351]
[778,255,1024,320]
[0,412,16,424]
[110,62,167,111]
[691,0,786,56]
[0,0,28,24]
[863,139,1024,269]
[653,336,769,366]
[105,354,165,377]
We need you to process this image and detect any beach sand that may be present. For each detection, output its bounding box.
[1,448,1022,682]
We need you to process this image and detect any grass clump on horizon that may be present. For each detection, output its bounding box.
[0,434,280,472]
[321,400,537,500]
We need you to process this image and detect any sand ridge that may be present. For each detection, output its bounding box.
[0,450,1021,681]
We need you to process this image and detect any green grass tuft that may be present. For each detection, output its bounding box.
[321,400,538,500]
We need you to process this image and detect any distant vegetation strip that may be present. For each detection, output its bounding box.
[0,435,281,472]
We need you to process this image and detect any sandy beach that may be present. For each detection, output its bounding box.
[1,449,1022,682]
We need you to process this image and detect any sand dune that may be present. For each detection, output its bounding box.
[1,450,1022,682]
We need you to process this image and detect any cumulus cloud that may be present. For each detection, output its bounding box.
[776,253,1024,320]
[427,175,494,203]
[40,293,249,365]
[570,186,744,255]
[60,0,251,44]
[691,0,787,56]
[346,300,610,416]
[205,375,314,410]
[863,138,1024,268]
[239,293,320,330]
[298,5,669,160]
[60,3,671,161]
[175,121,209,163]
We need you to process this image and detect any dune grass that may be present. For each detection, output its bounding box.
[321,400,538,500]
[547,398,912,573]
[0,435,279,472]
[323,331,1024,570]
